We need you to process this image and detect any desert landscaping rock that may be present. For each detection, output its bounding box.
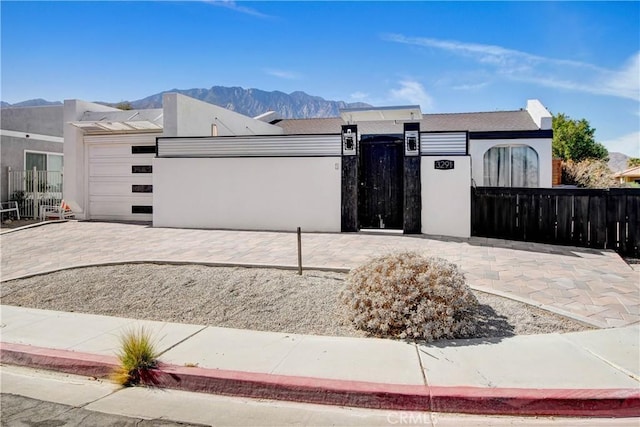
[1,264,592,340]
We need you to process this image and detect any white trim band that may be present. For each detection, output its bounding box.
[0,129,63,143]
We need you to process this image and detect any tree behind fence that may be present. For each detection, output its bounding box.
[472,187,640,257]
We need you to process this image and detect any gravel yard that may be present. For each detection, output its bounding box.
[1,264,593,340]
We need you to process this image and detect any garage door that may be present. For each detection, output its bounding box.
[87,134,159,222]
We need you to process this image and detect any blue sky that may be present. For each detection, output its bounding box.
[1,1,639,156]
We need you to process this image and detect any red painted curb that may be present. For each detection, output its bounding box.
[151,363,430,411]
[1,342,118,378]
[429,385,640,418]
[2,342,639,417]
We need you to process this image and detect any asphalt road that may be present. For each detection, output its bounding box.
[1,393,205,427]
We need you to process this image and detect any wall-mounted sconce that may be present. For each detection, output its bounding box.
[404,123,420,156]
[341,124,357,156]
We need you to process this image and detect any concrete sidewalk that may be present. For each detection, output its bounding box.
[1,305,638,417]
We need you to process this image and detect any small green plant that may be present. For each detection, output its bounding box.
[112,327,159,386]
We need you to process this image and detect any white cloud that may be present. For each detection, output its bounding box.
[350,91,369,100]
[601,53,640,102]
[265,69,300,80]
[389,80,433,110]
[452,82,489,91]
[383,33,639,102]
[204,0,271,18]
[601,131,640,158]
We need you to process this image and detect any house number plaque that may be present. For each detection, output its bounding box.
[434,160,455,170]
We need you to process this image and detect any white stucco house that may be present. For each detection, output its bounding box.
[63,93,283,222]
[62,93,552,238]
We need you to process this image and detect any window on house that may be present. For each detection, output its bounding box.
[48,154,64,171]
[25,152,63,171]
[132,185,153,193]
[483,145,539,187]
[132,205,153,214]
[131,145,156,154]
[132,165,152,174]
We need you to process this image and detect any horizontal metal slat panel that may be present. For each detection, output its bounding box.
[420,132,467,155]
[157,135,342,157]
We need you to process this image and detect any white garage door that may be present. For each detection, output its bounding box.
[86,134,159,222]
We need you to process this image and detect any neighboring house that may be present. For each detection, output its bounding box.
[614,166,640,185]
[0,105,64,202]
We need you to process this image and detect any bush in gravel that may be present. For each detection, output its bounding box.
[340,252,478,341]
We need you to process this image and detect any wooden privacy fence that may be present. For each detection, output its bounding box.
[471,187,640,257]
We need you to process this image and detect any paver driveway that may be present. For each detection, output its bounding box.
[1,221,638,328]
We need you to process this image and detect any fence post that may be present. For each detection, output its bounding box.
[297,227,303,275]
[33,166,38,219]
[7,166,11,202]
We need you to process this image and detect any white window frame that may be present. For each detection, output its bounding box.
[24,150,64,171]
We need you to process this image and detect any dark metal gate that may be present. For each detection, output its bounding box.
[358,136,404,229]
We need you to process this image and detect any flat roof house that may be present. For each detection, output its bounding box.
[63,93,283,222]
[60,93,552,238]
[272,100,553,189]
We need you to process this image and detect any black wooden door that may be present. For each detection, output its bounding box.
[359,137,404,229]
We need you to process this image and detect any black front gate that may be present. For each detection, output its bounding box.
[358,136,404,229]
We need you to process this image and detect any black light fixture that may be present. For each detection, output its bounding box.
[341,125,357,156]
[404,123,420,156]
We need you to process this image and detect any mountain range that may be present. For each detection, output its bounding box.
[1,86,371,119]
[0,98,62,108]
[1,87,634,168]
[608,152,632,173]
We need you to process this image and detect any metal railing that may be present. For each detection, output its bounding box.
[7,167,63,218]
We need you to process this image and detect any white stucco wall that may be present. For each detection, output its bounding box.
[421,156,471,238]
[162,93,284,137]
[153,157,342,232]
[469,138,552,188]
[63,100,120,217]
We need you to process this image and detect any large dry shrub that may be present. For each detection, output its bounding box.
[340,252,477,341]
[562,159,617,189]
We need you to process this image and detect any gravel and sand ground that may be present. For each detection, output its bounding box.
[1,264,593,340]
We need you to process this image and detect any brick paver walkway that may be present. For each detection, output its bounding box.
[1,221,638,328]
